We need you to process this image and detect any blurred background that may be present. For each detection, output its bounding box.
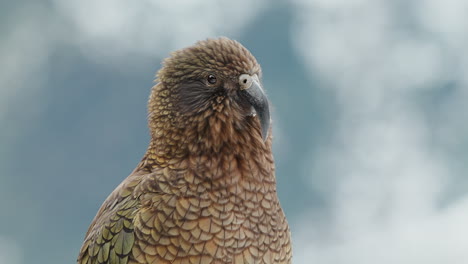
[2,0,468,263]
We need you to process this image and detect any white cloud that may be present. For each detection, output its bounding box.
[52,0,267,61]
[291,0,468,263]
[296,197,468,264]
[0,4,51,125]
[0,237,21,264]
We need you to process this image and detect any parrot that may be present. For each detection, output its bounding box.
[77,37,292,264]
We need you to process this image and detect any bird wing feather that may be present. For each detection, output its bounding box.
[77,172,144,264]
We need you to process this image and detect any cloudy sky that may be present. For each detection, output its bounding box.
[1,0,468,263]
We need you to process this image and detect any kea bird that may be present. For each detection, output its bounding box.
[77,37,292,264]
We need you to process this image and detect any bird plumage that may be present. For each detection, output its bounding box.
[78,37,292,264]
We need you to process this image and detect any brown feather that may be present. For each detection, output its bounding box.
[78,37,292,264]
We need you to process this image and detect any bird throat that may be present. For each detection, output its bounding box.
[138,113,274,187]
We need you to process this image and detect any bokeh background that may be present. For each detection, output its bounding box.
[2,0,468,263]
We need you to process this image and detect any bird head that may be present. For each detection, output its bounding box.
[148,38,271,154]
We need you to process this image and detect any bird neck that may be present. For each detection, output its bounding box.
[137,114,275,184]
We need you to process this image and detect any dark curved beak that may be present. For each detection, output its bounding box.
[240,76,270,141]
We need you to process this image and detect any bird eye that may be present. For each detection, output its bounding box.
[207,74,217,84]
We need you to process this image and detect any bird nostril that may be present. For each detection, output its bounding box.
[243,79,247,84]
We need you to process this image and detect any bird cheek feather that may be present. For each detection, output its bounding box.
[211,95,226,112]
